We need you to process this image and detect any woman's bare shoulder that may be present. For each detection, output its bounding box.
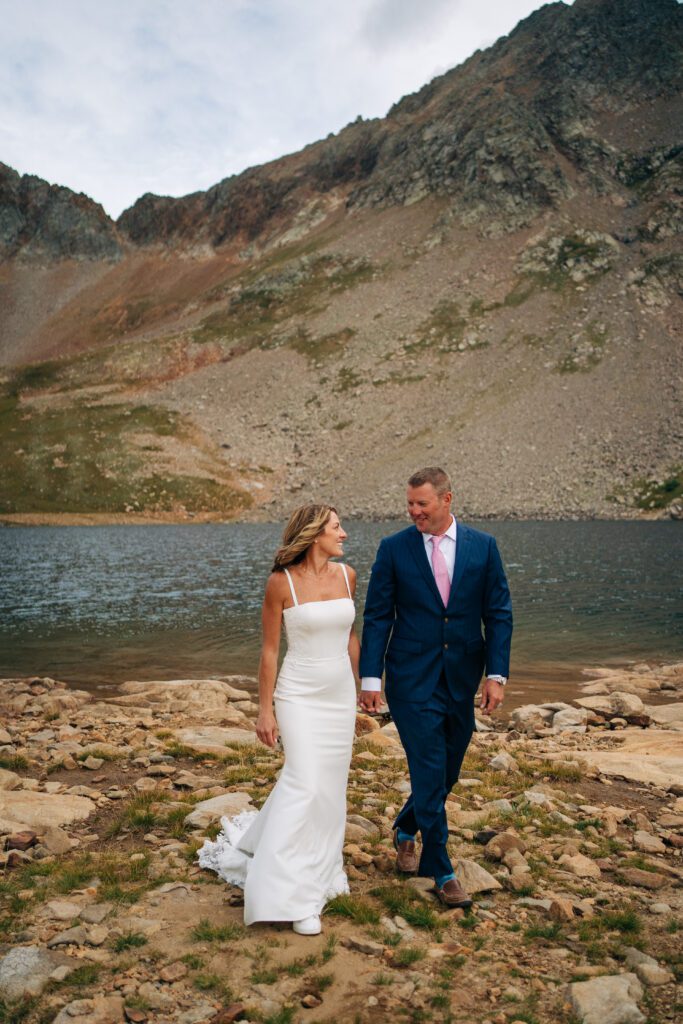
[264,571,289,600]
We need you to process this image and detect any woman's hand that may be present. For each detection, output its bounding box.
[256,708,279,748]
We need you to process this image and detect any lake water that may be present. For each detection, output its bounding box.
[1,521,681,706]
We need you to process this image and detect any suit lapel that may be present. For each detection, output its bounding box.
[406,526,442,605]
[448,522,472,608]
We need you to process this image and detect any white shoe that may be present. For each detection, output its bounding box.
[293,914,321,935]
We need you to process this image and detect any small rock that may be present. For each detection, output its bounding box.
[44,899,82,921]
[453,858,502,893]
[485,832,526,861]
[52,996,125,1024]
[619,868,668,890]
[558,853,601,879]
[489,752,518,772]
[301,993,323,1008]
[185,791,253,829]
[80,902,113,925]
[548,898,576,922]
[624,947,674,986]
[82,756,105,770]
[632,831,666,855]
[124,1009,147,1023]
[136,981,173,1009]
[159,961,188,982]
[6,830,38,850]
[343,935,385,956]
[207,1006,247,1024]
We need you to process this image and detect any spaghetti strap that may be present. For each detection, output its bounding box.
[283,568,298,606]
[340,563,352,600]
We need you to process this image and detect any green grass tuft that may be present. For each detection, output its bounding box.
[112,931,148,952]
[326,893,380,924]
[191,918,245,943]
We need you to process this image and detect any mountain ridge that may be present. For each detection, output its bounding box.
[0,0,681,521]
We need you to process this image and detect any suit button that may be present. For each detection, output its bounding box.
[444,643,448,649]
[444,617,448,623]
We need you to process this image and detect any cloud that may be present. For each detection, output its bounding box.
[0,1,573,218]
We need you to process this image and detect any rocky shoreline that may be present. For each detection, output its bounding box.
[1,507,679,528]
[0,665,681,1024]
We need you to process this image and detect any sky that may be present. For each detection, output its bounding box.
[0,1,574,219]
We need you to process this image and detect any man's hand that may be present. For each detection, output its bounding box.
[358,690,385,714]
[479,678,505,715]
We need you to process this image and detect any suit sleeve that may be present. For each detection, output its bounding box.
[482,537,513,678]
[359,538,396,679]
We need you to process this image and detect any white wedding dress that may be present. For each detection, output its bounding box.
[197,565,357,924]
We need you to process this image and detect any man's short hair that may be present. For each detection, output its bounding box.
[407,467,452,496]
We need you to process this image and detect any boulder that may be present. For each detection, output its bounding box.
[566,973,644,1024]
[172,726,259,755]
[553,707,588,731]
[510,705,554,735]
[108,680,253,726]
[0,790,95,829]
[609,692,646,717]
[645,704,683,726]
[0,768,22,791]
[357,730,401,751]
[0,945,72,999]
[185,791,253,829]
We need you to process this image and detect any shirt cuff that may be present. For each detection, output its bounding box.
[487,675,507,685]
[361,677,382,691]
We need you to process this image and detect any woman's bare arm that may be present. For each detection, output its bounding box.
[346,565,361,685]
[256,573,285,747]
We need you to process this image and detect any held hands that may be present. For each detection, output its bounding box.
[256,708,279,748]
[479,677,505,715]
[358,690,385,714]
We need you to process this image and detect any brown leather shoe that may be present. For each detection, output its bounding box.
[393,829,418,875]
[433,877,473,909]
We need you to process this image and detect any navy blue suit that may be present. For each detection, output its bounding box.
[360,521,512,878]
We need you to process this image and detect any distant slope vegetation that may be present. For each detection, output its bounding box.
[0,0,681,520]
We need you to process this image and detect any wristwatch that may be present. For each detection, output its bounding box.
[487,675,507,686]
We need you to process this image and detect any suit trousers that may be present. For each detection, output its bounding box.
[389,673,475,879]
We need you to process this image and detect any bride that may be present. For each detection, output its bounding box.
[197,504,359,935]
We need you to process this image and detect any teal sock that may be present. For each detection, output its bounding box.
[435,871,455,889]
[397,829,415,843]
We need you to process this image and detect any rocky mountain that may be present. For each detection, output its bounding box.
[0,0,681,521]
[0,163,121,263]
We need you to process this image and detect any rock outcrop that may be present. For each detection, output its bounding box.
[0,163,121,263]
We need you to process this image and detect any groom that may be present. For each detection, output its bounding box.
[359,467,512,908]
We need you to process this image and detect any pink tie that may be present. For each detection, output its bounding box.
[431,535,451,607]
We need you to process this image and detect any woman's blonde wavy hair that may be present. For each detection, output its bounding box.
[271,504,337,572]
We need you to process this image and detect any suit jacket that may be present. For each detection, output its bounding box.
[359,522,512,703]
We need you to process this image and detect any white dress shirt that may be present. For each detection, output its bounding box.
[361,516,505,691]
